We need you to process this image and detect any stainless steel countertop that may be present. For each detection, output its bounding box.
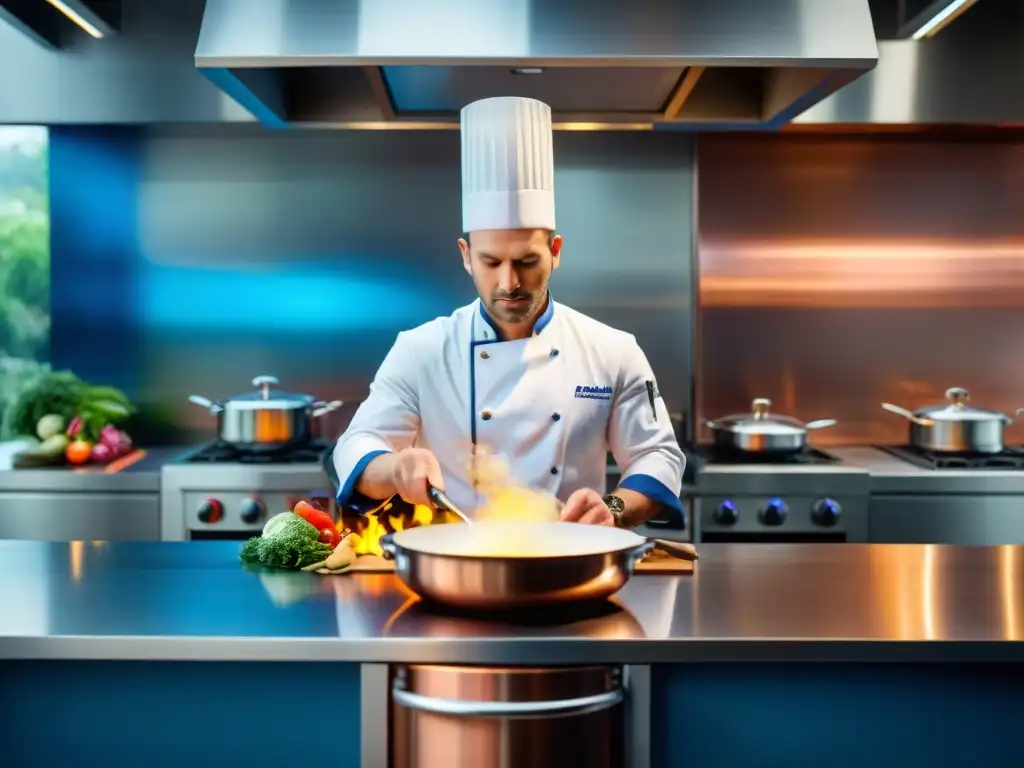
[0,445,185,493]
[2,540,1022,663]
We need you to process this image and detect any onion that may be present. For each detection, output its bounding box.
[90,442,114,463]
[99,425,122,449]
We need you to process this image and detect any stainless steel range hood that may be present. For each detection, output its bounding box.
[195,0,879,130]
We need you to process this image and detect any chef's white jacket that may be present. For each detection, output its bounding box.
[333,297,685,523]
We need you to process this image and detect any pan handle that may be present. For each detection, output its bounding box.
[391,685,624,719]
[625,540,656,570]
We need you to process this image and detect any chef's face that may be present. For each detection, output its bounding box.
[459,229,563,326]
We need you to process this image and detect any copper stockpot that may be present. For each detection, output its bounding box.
[391,665,624,768]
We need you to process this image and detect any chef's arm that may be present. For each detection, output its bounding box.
[333,332,421,513]
[353,453,403,501]
[608,338,686,528]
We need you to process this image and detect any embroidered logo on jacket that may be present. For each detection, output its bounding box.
[575,385,613,401]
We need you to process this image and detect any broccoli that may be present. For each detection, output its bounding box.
[240,514,332,569]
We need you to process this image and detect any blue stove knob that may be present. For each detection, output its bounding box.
[713,500,739,525]
[758,498,788,526]
[811,498,842,527]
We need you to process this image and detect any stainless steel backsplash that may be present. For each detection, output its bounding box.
[50,126,695,443]
[696,133,1024,445]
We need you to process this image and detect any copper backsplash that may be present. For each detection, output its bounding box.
[696,134,1024,445]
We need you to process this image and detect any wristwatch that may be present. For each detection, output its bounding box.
[603,494,626,528]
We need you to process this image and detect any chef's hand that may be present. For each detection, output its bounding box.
[390,448,444,507]
[560,488,614,526]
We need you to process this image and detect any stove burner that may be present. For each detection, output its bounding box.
[877,445,1024,471]
[688,444,840,466]
[183,440,332,465]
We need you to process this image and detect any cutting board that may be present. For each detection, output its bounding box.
[635,556,694,574]
[327,553,694,575]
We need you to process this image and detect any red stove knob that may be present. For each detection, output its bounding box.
[197,498,224,524]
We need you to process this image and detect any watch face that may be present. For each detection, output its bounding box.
[603,495,625,514]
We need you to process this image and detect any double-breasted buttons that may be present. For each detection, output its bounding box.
[550,467,558,475]
[480,350,490,359]
[481,410,493,421]
[552,413,561,421]
[550,349,559,357]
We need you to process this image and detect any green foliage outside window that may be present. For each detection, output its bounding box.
[0,128,51,426]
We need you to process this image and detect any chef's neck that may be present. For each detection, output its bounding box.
[486,293,550,341]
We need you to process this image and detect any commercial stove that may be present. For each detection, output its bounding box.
[689,445,871,544]
[830,445,1024,545]
[160,440,336,541]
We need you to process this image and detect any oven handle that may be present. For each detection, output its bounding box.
[391,686,624,719]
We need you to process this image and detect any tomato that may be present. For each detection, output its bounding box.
[293,500,334,532]
[65,439,93,465]
[318,527,340,549]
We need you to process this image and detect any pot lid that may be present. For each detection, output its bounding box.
[915,387,1011,423]
[225,376,317,411]
[709,398,808,436]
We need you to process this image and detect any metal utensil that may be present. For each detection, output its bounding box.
[881,387,1013,454]
[705,398,837,453]
[188,375,343,451]
[428,485,473,525]
[379,522,656,610]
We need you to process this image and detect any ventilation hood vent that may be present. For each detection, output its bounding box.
[195,0,878,130]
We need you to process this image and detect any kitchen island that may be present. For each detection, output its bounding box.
[1,541,1022,767]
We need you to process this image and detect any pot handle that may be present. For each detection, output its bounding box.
[391,685,624,719]
[804,419,837,431]
[311,399,344,418]
[881,402,934,427]
[188,395,223,414]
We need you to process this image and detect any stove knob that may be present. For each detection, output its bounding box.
[758,498,788,526]
[713,500,739,525]
[811,498,842,527]
[240,496,266,524]
[197,498,224,524]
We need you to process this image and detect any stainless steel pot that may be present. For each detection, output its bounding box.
[391,665,624,768]
[705,398,837,453]
[379,522,657,610]
[881,387,1019,454]
[188,375,343,451]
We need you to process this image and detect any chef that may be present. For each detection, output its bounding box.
[333,96,684,528]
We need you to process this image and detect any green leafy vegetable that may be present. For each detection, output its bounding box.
[3,371,87,440]
[1,370,134,442]
[240,514,332,569]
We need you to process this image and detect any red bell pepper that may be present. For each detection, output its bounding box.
[293,500,335,534]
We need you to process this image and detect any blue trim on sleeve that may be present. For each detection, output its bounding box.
[618,473,686,528]
[336,449,392,513]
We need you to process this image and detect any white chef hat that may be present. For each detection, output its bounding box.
[460,96,556,233]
